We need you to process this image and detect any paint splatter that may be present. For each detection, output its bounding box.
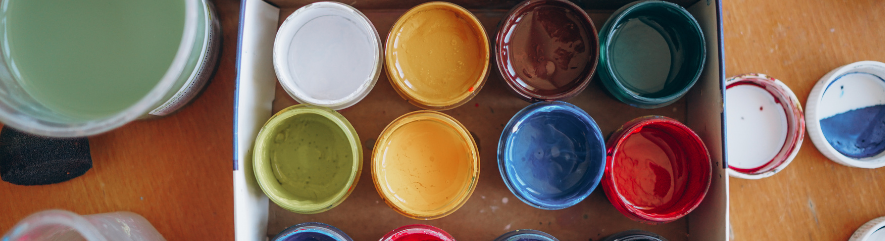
[504,224,511,230]
[502,197,509,204]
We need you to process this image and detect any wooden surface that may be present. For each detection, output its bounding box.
[0,0,883,240]
[724,0,885,240]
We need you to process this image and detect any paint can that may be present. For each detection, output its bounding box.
[372,111,480,220]
[725,74,805,179]
[850,216,885,241]
[602,116,711,224]
[600,230,668,241]
[494,229,559,241]
[252,105,362,214]
[379,224,455,241]
[597,0,706,109]
[271,222,353,241]
[0,0,220,137]
[495,0,599,102]
[384,2,490,110]
[497,101,606,210]
[273,2,382,110]
[806,61,885,168]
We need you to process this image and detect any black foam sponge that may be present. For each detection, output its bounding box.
[0,126,92,185]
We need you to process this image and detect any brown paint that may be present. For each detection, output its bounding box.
[496,0,599,102]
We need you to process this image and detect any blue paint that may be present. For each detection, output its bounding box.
[278,232,337,241]
[494,230,558,241]
[820,104,885,158]
[272,223,352,241]
[498,101,605,210]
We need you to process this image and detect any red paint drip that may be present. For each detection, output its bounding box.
[468,86,475,92]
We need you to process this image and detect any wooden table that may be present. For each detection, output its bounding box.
[1,0,884,240]
[726,0,885,240]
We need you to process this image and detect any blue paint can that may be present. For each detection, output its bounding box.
[806,61,885,168]
[272,222,352,241]
[497,101,606,210]
[494,229,558,241]
[601,230,668,241]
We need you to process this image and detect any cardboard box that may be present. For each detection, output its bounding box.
[233,0,727,240]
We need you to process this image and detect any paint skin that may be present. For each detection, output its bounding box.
[270,113,352,203]
[386,3,487,108]
[818,72,885,159]
[726,83,789,169]
[278,3,378,106]
[374,112,477,218]
[4,0,184,119]
[498,0,596,99]
[614,126,687,212]
[499,101,605,209]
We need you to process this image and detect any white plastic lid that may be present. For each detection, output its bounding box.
[725,74,805,179]
[850,216,885,241]
[806,61,885,169]
[272,2,382,110]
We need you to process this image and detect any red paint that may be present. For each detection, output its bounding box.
[602,116,711,224]
[725,76,804,175]
[380,224,454,241]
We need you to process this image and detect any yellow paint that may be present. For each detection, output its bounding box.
[385,2,489,109]
[373,111,479,219]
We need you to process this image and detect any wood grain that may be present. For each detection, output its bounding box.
[1,0,883,240]
[0,0,240,240]
[724,0,885,240]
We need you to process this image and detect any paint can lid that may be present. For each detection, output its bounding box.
[850,216,885,241]
[725,74,805,179]
[806,61,885,168]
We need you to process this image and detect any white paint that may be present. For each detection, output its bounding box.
[502,197,509,204]
[726,84,788,169]
[273,2,380,109]
[818,71,885,119]
[504,224,511,230]
[490,206,500,212]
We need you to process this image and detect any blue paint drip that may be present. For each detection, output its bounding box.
[498,101,605,210]
[820,104,885,158]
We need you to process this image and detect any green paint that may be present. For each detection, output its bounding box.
[2,0,185,119]
[610,16,678,97]
[269,113,352,203]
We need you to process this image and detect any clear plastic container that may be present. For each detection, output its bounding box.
[2,209,165,241]
[0,0,220,137]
